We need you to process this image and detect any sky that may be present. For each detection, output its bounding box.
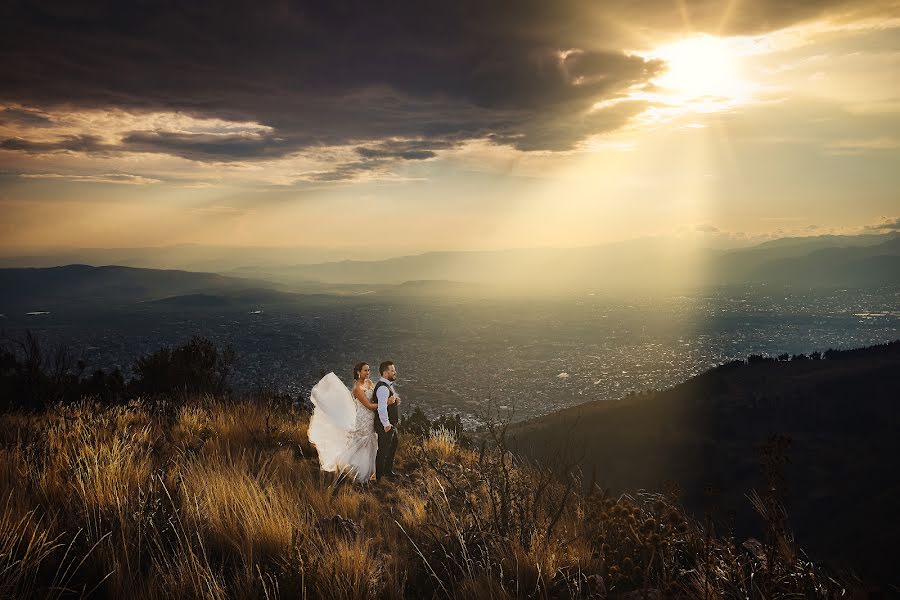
[1,0,899,260]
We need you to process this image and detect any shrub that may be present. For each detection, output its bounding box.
[130,335,235,400]
[423,426,458,462]
[401,405,465,442]
[1,332,234,412]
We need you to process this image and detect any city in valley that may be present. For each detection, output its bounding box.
[4,286,896,427]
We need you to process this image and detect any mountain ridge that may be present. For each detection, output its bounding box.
[0,264,285,309]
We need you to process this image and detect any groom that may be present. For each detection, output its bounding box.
[373,360,401,481]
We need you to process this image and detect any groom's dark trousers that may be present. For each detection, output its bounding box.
[376,427,398,479]
[373,379,400,480]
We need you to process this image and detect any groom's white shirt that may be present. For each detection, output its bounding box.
[375,377,394,428]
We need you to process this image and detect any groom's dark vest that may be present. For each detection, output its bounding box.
[373,380,399,431]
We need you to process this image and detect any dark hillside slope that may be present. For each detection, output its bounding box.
[508,341,900,585]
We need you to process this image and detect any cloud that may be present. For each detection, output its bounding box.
[355,139,455,160]
[298,159,425,183]
[1,107,54,127]
[119,130,295,162]
[864,216,900,231]
[18,173,161,185]
[0,1,668,160]
[1,0,894,167]
[494,98,651,151]
[0,134,113,154]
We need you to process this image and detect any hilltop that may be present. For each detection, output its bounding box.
[0,337,894,597]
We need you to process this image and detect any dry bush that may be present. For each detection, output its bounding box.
[423,426,458,463]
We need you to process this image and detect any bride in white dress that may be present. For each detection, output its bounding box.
[307,362,389,483]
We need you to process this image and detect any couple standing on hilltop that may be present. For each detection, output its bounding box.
[307,361,401,483]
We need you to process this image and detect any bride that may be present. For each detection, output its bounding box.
[307,362,392,483]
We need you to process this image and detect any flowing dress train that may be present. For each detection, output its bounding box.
[307,372,377,483]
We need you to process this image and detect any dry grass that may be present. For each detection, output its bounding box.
[423,426,458,463]
[0,397,848,599]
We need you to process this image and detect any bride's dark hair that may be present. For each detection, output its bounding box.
[352,362,369,381]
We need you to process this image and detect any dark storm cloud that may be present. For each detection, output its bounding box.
[0,134,113,153]
[492,99,650,152]
[308,139,454,181]
[1,107,54,127]
[120,131,296,162]
[357,147,435,160]
[355,139,456,160]
[0,0,890,164]
[0,0,666,158]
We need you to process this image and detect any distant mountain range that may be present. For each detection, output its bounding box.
[0,265,488,311]
[220,232,899,290]
[711,234,900,286]
[507,341,900,586]
[0,244,356,272]
[1,233,897,309]
[0,264,283,310]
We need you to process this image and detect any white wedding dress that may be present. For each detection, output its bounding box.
[307,372,378,483]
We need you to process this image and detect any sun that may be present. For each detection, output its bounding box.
[642,34,757,110]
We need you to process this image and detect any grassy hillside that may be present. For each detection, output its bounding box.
[508,341,900,589]
[0,395,850,598]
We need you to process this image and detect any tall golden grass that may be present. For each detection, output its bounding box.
[0,397,847,598]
